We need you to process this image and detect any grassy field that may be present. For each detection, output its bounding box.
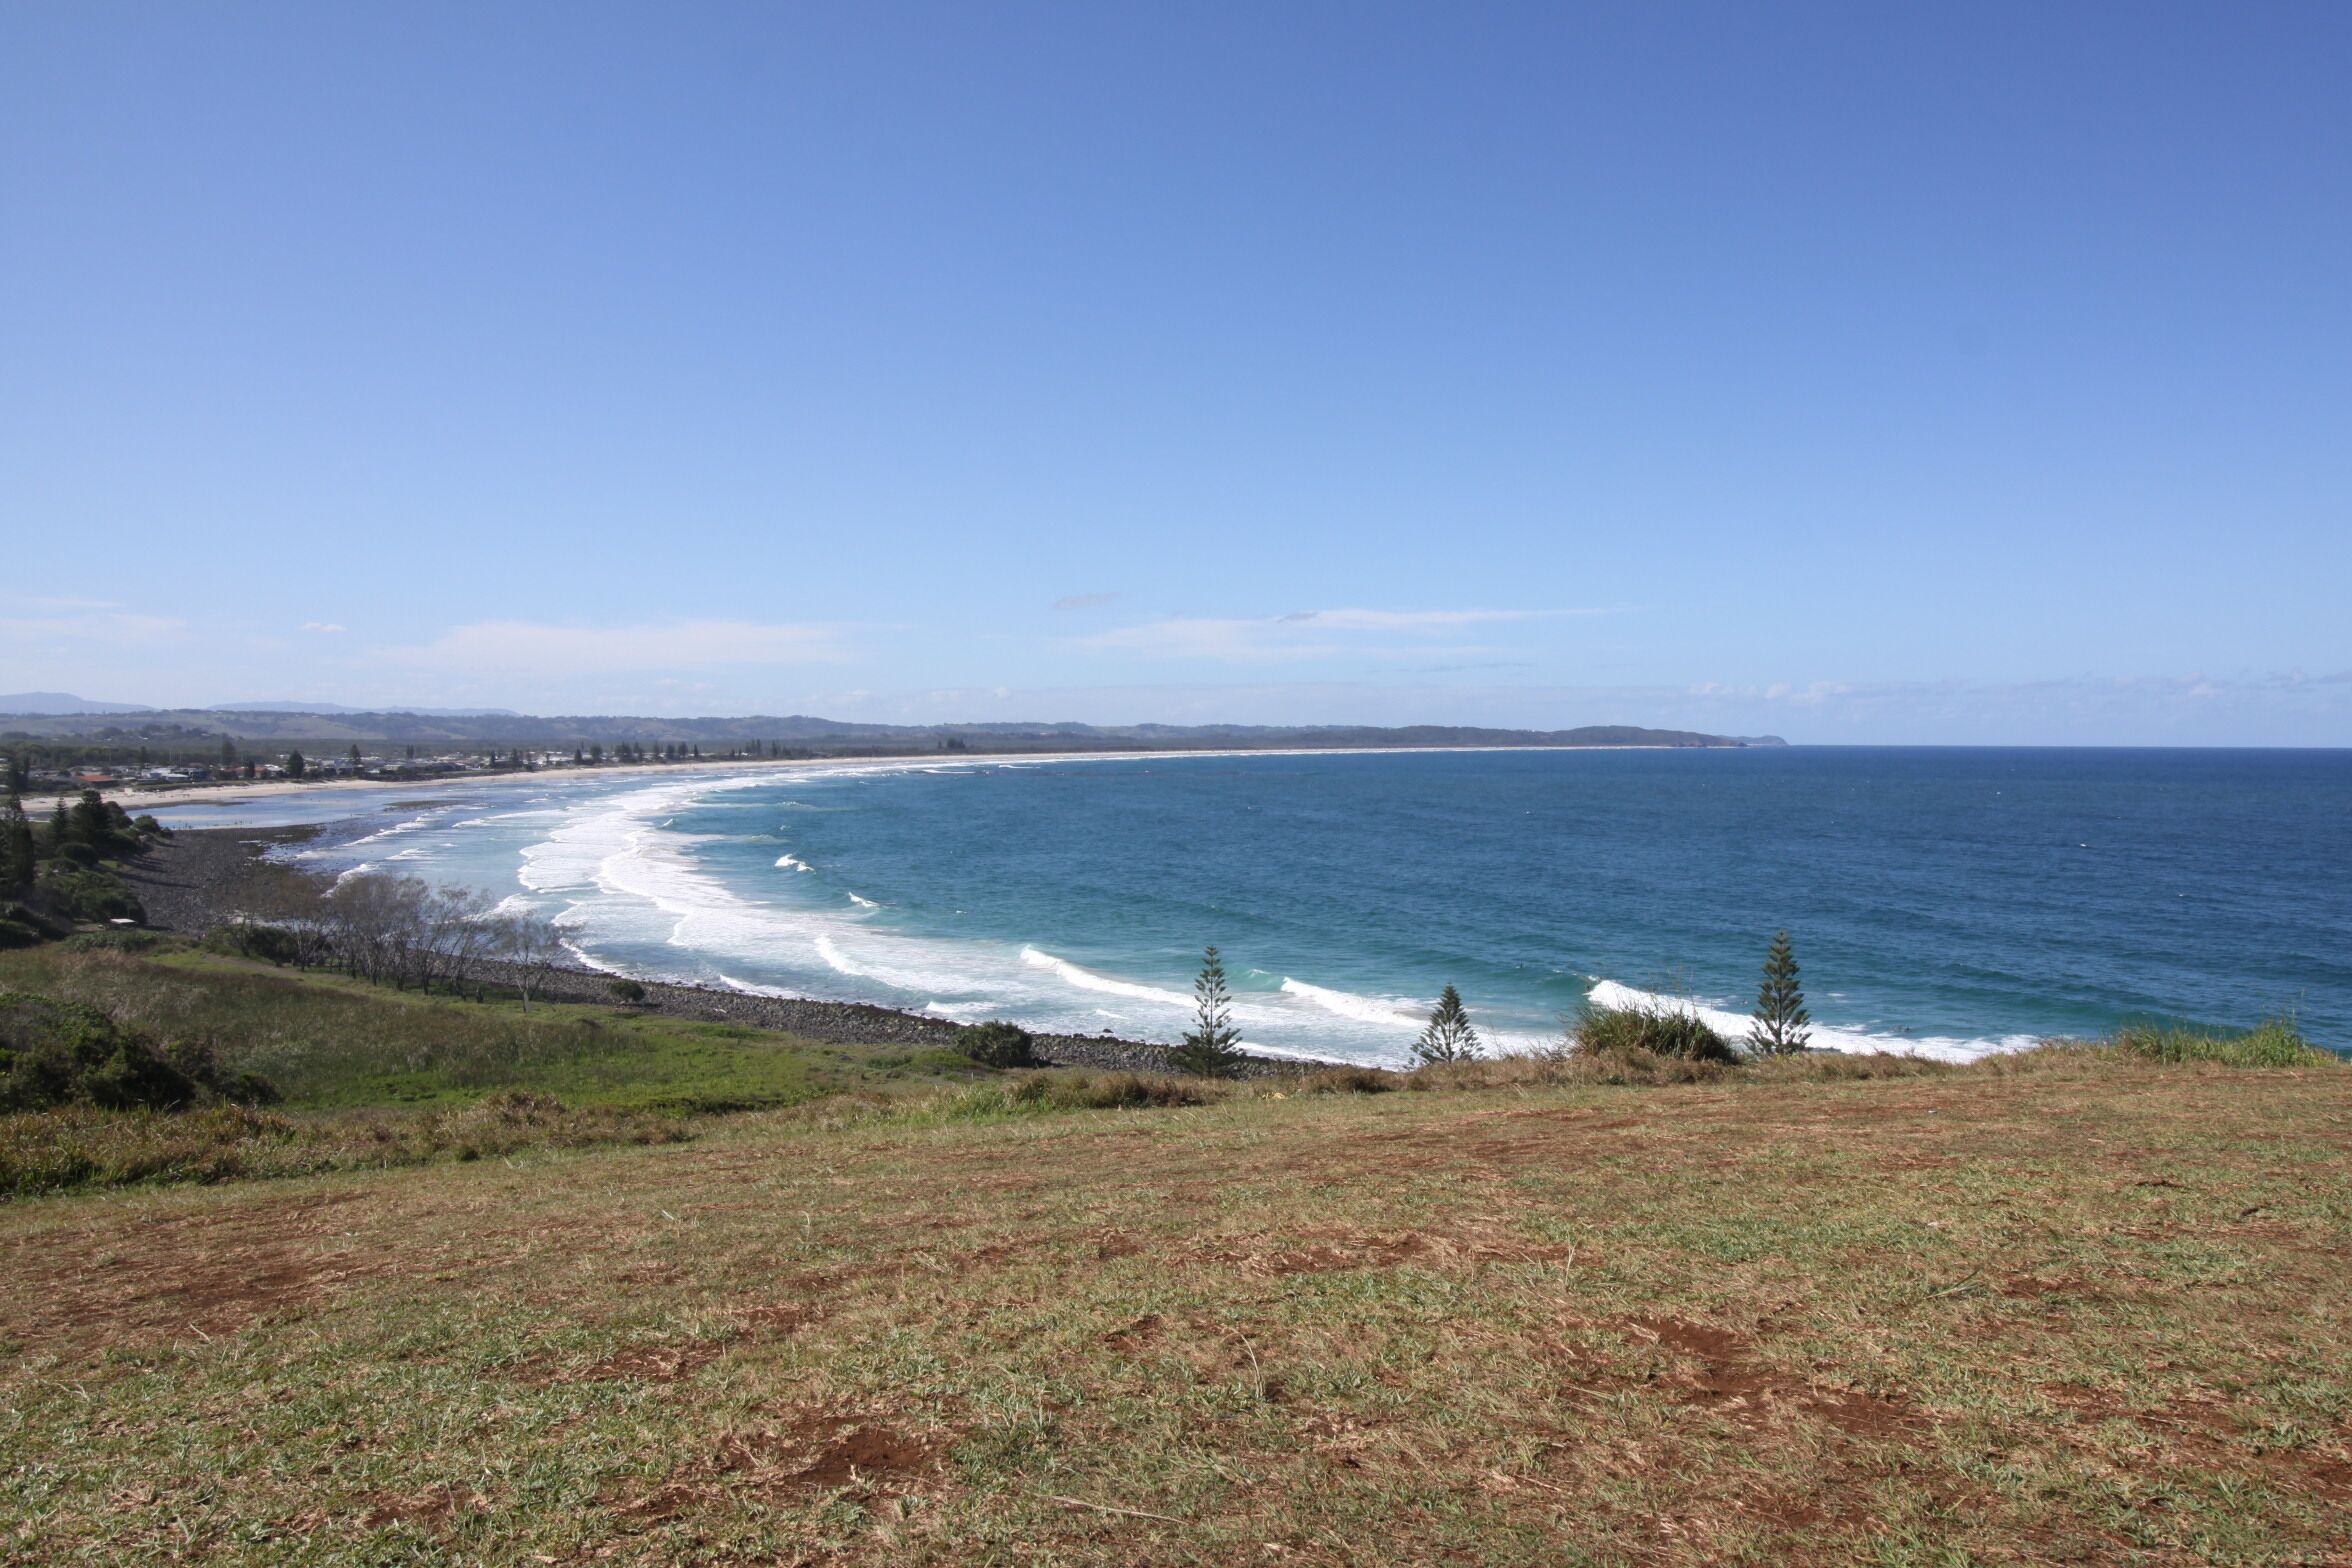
[0,942,993,1196]
[3,1045,2348,1564]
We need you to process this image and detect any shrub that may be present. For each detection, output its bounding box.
[606,977,648,1004]
[54,842,100,869]
[1298,1065,1403,1094]
[953,1019,1038,1067]
[2112,1019,2333,1068]
[0,989,277,1111]
[1571,1000,1739,1063]
[34,867,144,924]
[200,922,302,965]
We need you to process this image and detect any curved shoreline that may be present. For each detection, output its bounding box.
[120,826,1330,1079]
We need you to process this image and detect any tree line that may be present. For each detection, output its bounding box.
[1149,934,1813,1078]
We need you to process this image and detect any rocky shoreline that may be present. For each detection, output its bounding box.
[119,825,1328,1080]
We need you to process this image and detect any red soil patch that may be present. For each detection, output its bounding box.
[1621,1316,1931,1439]
[357,1486,463,1531]
[555,1341,720,1384]
[1093,1228,1144,1260]
[1103,1312,1164,1355]
[1185,1226,1572,1278]
[608,1406,953,1524]
[1,1193,386,1353]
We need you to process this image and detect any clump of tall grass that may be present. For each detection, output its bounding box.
[1570,999,1740,1063]
[2111,1018,2332,1068]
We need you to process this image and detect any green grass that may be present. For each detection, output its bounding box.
[0,941,1002,1196]
[0,943,986,1114]
[2111,1016,2331,1068]
[2,1062,2347,1565]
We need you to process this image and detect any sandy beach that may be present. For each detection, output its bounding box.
[74,742,1682,815]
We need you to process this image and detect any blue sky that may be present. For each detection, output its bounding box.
[4,1,2347,743]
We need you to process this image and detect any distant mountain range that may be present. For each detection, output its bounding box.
[0,697,1783,751]
[0,691,153,715]
[209,701,523,717]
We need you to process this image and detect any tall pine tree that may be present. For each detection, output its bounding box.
[1746,931,1812,1055]
[1169,945,1246,1077]
[1413,984,1483,1065]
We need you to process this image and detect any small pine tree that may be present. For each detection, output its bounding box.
[1169,944,1246,1077]
[286,749,306,780]
[348,743,362,766]
[1413,984,1483,1066]
[1747,930,1812,1056]
[0,794,33,889]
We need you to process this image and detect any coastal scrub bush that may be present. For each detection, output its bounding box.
[954,1019,1038,1067]
[2112,1018,2333,1068]
[1571,999,1739,1063]
[1298,1065,1402,1094]
[33,866,143,924]
[606,977,648,1005]
[0,990,277,1112]
[200,922,302,966]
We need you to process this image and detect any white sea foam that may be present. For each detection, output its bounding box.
[1279,977,1428,1029]
[776,854,814,872]
[1020,946,1195,1008]
[846,892,881,909]
[923,999,1010,1020]
[1584,980,2033,1062]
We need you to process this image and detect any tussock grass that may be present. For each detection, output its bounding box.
[2113,1017,2330,1067]
[1570,999,1739,1062]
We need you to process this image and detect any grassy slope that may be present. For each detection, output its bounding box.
[0,943,990,1195]
[3,1062,2348,1565]
[0,945,981,1113]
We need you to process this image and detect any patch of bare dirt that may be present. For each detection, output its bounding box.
[1102,1312,1163,1355]
[607,1405,953,1525]
[1184,1227,1572,1278]
[357,1486,466,1531]
[553,1341,720,1384]
[1619,1316,1932,1439]
[2,1193,388,1353]
[1093,1228,1144,1260]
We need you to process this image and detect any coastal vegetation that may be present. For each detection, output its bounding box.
[1411,983,1482,1065]
[1747,929,1812,1055]
[0,782,166,944]
[1168,945,1247,1078]
[952,1019,1039,1068]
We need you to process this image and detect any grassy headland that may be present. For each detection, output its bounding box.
[2,1014,2346,1564]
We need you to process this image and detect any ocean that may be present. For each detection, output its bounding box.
[150,747,2352,1064]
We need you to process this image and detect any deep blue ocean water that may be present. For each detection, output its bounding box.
[155,748,2352,1063]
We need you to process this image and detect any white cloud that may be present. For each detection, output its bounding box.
[1081,607,1587,662]
[301,621,348,634]
[1273,608,1563,631]
[376,619,851,678]
[0,608,187,645]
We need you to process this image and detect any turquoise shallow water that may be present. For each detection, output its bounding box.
[153,747,2352,1063]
